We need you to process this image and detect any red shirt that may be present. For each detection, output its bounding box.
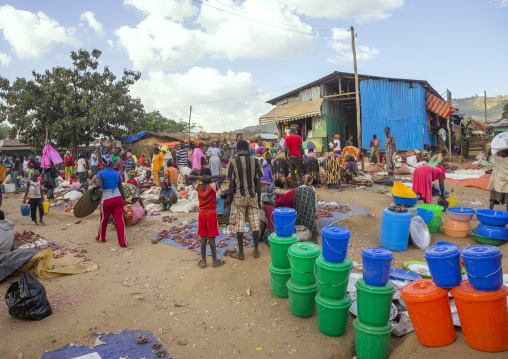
[284,134,303,157]
[196,182,220,215]
[65,156,74,167]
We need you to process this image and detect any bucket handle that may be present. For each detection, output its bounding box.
[273,219,297,230]
[314,262,350,287]
[270,273,287,287]
[287,254,313,274]
[322,236,348,255]
[445,259,503,279]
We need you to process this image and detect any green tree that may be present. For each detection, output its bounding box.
[0,123,10,140]
[128,110,202,134]
[502,102,508,119]
[0,49,144,154]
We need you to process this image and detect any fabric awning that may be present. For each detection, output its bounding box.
[426,92,452,119]
[259,98,323,123]
[467,119,493,132]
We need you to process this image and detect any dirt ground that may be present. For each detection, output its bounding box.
[0,171,507,358]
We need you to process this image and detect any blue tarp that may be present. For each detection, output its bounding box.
[148,222,255,259]
[41,330,169,359]
[117,132,148,144]
[317,201,372,228]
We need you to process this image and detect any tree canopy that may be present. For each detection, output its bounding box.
[0,49,144,153]
[502,102,508,119]
[128,111,202,134]
[0,123,10,140]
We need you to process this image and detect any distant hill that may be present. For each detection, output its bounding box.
[452,95,508,121]
[231,122,277,134]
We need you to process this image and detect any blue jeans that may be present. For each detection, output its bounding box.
[12,171,18,188]
[249,148,255,156]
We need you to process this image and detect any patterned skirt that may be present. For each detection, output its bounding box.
[294,186,317,232]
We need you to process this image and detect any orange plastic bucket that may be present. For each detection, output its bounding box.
[450,280,508,352]
[400,279,456,347]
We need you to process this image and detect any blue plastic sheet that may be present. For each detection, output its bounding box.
[116,132,148,144]
[149,222,255,259]
[317,201,372,228]
[41,330,168,359]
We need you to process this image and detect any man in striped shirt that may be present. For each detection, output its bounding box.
[227,140,263,260]
[176,141,188,168]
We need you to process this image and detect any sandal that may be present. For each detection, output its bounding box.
[197,259,207,269]
[212,258,226,268]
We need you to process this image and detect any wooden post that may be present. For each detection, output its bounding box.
[188,105,192,143]
[446,90,452,159]
[339,76,342,94]
[484,90,487,122]
[350,26,361,149]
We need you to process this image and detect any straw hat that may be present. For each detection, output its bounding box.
[73,189,103,218]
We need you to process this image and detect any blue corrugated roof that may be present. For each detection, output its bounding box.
[360,79,436,150]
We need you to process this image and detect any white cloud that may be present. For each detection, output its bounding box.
[280,0,404,23]
[123,0,197,22]
[130,67,271,131]
[327,28,379,63]
[80,11,105,36]
[0,5,80,59]
[493,0,508,7]
[0,52,11,65]
[116,0,317,71]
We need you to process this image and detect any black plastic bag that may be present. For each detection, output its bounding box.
[5,272,52,321]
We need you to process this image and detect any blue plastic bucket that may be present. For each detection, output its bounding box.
[20,204,30,217]
[424,245,462,289]
[461,245,503,292]
[273,207,297,237]
[379,206,412,251]
[321,226,351,263]
[361,248,393,287]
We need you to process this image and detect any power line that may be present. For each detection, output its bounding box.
[193,0,336,37]
[211,0,333,32]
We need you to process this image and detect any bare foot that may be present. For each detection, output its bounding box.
[253,247,260,259]
[231,252,245,260]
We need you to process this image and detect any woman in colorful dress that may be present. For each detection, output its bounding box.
[271,156,289,189]
[64,151,74,179]
[321,153,342,189]
[207,141,222,176]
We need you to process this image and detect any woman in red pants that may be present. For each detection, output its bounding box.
[94,154,128,247]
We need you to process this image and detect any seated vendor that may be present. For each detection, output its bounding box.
[138,170,155,189]
[260,157,273,185]
[429,150,447,167]
[153,179,177,210]
[343,155,358,184]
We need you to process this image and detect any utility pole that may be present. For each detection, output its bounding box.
[188,105,192,143]
[484,91,487,122]
[446,90,452,158]
[351,26,361,149]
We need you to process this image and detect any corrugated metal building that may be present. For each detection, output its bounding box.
[259,71,446,151]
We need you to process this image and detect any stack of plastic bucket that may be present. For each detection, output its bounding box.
[451,245,508,352]
[268,208,298,298]
[354,248,395,359]
[400,279,456,347]
[287,242,321,318]
[417,204,444,233]
[315,226,353,337]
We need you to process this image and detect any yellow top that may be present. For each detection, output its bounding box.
[153,152,164,171]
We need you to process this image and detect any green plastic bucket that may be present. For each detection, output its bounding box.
[353,319,392,359]
[287,278,318,318]
[269,233,299,269]
[288,242,321,286]
[315,255,353,299]
[427,215,442,233]
[316,293,352,337]
[268,264,291,298]
[355,279,395,327]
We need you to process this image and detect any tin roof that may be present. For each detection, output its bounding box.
[259,98,323,123]
[0,139,32,151]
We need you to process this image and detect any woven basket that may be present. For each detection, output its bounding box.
[73,189,103,218]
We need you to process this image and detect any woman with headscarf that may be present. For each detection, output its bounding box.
[259,157,273,184]
[152,147,164,186]
[207,141,222,176]
[304,151,320,185]
[192,142,205,172]
[341,146,360,166]
[333,134,341,154]
[94,154,128,247]
[271,156,289,188]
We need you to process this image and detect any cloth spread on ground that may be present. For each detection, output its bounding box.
[425,92,452,119]
[149,222,255,259]
[41,330,168,359]
[444,174,491,190]
[317,201,372,228]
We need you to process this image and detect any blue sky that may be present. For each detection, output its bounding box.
[0,0,506,131]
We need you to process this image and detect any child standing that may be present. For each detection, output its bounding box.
[64,151,74,179]
[189,168,226,269]
[77,153,87,184]
[23,170,45,225]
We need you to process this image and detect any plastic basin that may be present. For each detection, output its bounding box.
[442,218,471,238]
[287,279,318,318]
[315,255,352,299]
[355,279,395,326]
[451,280,508,352]
[392,181,417,198]
[475,223,508,240]
[268,233,298,268]
[417,203,444,217]
[417,208,434,223]
[446,207,475,222]
[315,294,352,337]
[471,230,506,246]
[475,209,508,227]
[400,279,456,346]
[268,264,291,298]
[424,245,462,289]
[392,194,418,207]
[353,319,392,359]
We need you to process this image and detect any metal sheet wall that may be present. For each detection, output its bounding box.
[360,79,436,150]
[300,86,321,102]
